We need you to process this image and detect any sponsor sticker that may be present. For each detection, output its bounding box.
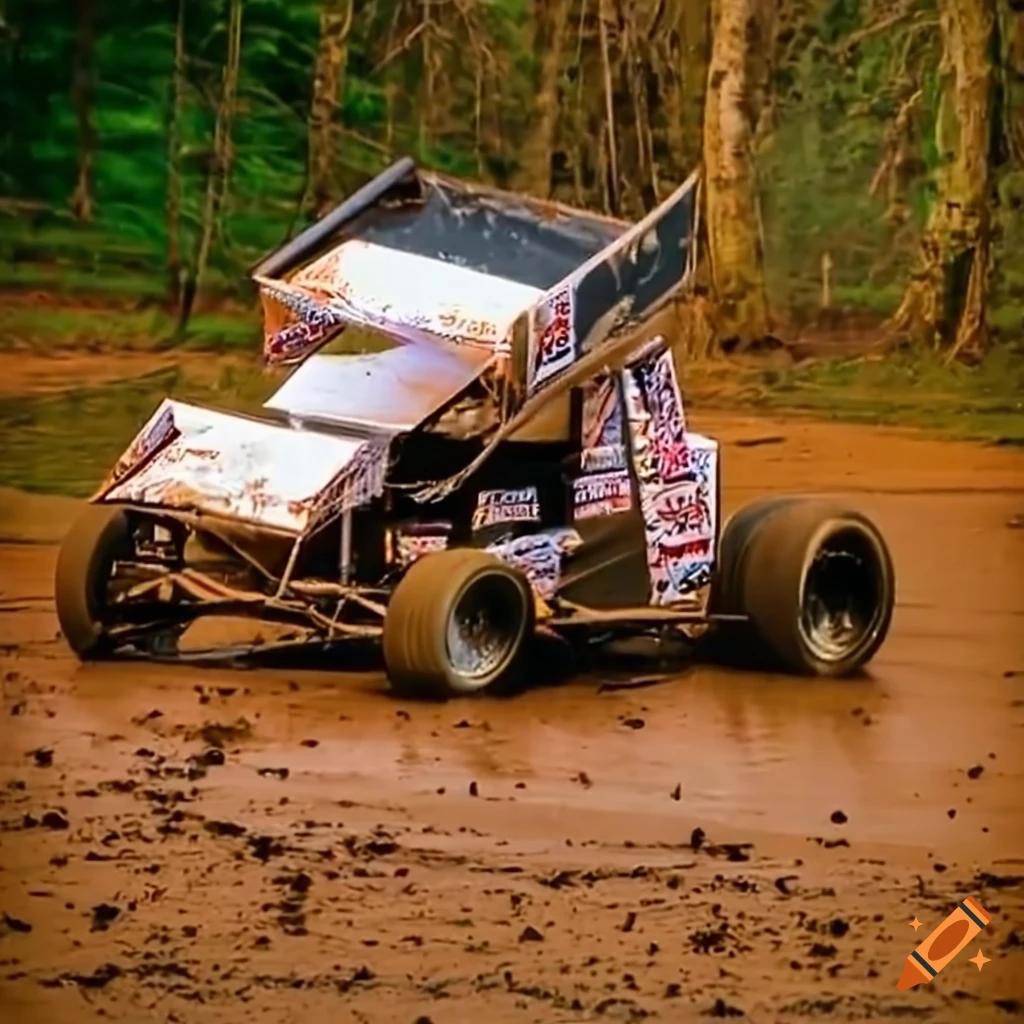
[581,375,627,472]
[394,521,452,567]
[472,487,541,531]
[396,532,449,567]
[529,286,576,391]
[573,470,633,521]
[487,528,582,599]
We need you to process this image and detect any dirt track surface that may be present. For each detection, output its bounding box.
[1,416,1023,1023]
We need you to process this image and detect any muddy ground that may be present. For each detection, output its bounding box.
[1,415,1023,1023]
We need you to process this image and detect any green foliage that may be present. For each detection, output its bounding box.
[0,0,1020,336]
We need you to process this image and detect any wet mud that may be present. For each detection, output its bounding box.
[1,416,1023,1022]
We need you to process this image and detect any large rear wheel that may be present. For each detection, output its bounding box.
[711,498,894,676]
[382,548,535,700]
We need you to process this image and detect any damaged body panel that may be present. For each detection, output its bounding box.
[55,159,895,697]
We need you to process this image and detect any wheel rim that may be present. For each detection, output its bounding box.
[798,527,887,665]
[445,573,526,684]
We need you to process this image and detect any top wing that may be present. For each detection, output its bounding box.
[253,159,629,365]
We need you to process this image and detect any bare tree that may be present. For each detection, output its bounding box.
[886,0,998,362]
[999,0,1023,165]
[304,0,354,217]
[69,0,97,221]
[702,0,772,348]
[178,0,243,334]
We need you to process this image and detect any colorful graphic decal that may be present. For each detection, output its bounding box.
[280,239,538,350]
[528,286,577,392]
[487,528,582,599]
[580,374,627,473]
[306,439,391,532]
[573,469,633,521]
[258,278,347,365]
[395,524,452,567]
[629,347,690,482]
[623,347,717,605]
[472,487,541,531]
[97,402,180,496]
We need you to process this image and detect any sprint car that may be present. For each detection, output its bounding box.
[54,158,895,698]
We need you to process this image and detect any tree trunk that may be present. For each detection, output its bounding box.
[702,0,772,349]
[420,0,435,153]
[886,0,998,363]
[1001,0,1024,163]
[597,0,619,213]
[69,0,97,222]
[658,0,710,181]
[304,0,354,217]
[178,0,243,335]
[515,0,571,198]
[166,0,186,304]
[680,0,711,168]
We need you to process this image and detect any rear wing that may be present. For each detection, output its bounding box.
[252,159,699,455]
[252,158,628,366]
[510,169,700,411]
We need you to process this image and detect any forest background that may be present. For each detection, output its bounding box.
[0,0,1022,495]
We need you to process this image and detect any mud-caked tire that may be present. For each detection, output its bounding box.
[711,498,894,677]
[382,548,535,700]
[54,504,133,659]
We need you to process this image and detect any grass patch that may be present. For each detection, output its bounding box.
[0,302,261,353]
[686,346,1024,442]
[2,345,1022,500]
[0,364,272,497]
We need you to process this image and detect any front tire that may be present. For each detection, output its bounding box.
[382,549,535,700]
[713,498,894,676]
[54,504,133,659]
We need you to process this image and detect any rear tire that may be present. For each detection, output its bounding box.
[712,498,894,676]
[54,504,132,659]
[710,496,799,617]
[383,548,535,700]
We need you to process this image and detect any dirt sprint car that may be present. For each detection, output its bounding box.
[54,158,895,698]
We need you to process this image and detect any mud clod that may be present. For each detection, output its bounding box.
[204,820,246,838]
[91,903,121,931]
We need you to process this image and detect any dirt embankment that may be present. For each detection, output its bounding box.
[0,417,1023,1023]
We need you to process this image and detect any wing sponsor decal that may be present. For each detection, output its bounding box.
[472,487,541,531]
[528,286,577,392]
[623,345,717,605]
[97,402,180,496]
